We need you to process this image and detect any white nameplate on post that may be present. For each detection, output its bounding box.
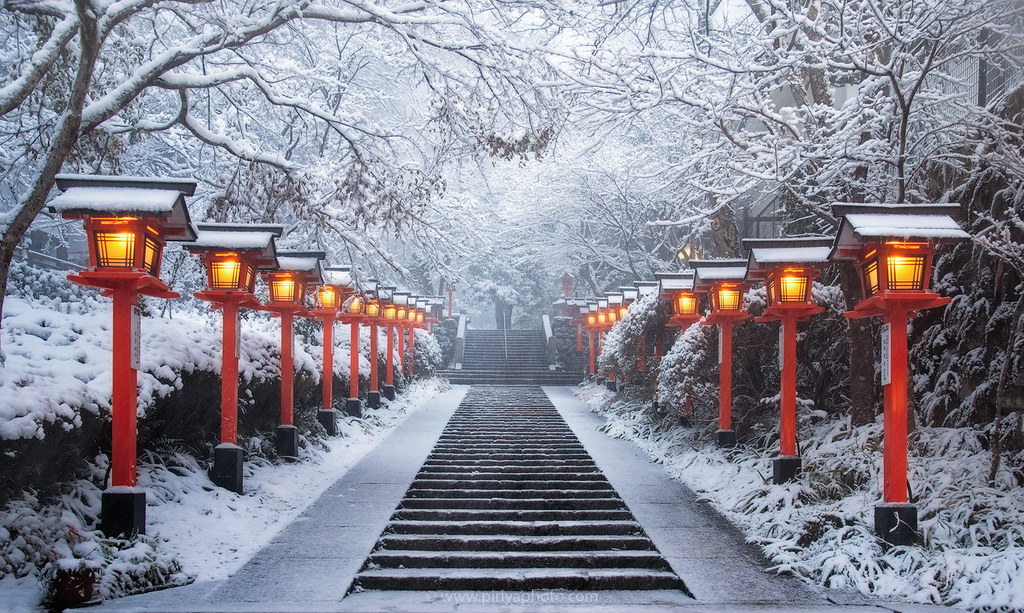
[880,322,891,386]
[779,326,784,371]
[718,328,723,365]
[235,311,242,359]
[130,304,141,370]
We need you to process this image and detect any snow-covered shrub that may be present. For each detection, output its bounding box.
[655,322,717,426]
[654,282,851,442]
[412,328,443,377]
[551,315,588,372]
[598,292,663,387]
[579,387,1024,610]
[431,318,458,365]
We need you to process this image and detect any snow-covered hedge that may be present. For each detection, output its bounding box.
[579,384,1024,610]
[597,291,667,389]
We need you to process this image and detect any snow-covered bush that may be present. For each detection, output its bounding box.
[551,315,588,372]
[411,328,443,377]
[579,385,1024,610]
[598,292,668,389]
[655,322,718,425]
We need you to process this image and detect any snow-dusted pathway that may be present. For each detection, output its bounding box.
[91,385,956,612]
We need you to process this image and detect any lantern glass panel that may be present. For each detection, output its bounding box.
[587,315,596,326]
[384,305,397,320]
[862,254,880,296]
[365,301,380,317]
[675,293,697,315]
[417,313,424,324]
[887,254,926,291]
[95,230,136,269]
[270,278,298,303]
[348,296,363,314]
[143,236,162,277]
[607,310,617,323]
[778,273,809,303]
[597,313,606,325]
[619,307,628,319]
[715,286,742,311]
[397,307,407,320]
[317,286,337,309]
[408,309,417,321]
[210,259,241,289]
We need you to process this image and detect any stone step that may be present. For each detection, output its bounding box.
[398,497,627,510]
[386,520,642,536]
[366,550,673,570]
[391,509,635,522]
[377,534,655,552]
[353,568,685,591]
[414,472,607,481]
[408,479,614,491]
[405,488,616,499]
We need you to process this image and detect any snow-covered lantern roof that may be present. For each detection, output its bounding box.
[830,203,969,299]
[264,251,324,307]
[636,281,660,298]
[392,292,411,322]
[655,271,699,323]
[691,259,749,313]
[186,223,282,296]
[744,237,833,308]
[378,286,399,321]
[50,174,198,279]
[311,266,352,311]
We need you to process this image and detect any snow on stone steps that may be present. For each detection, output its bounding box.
[350,385,688,594]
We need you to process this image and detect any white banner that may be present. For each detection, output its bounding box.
[130,305,141,370]
[880,322,891,386]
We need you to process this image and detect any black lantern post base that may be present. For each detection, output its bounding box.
[275,425,299,458]
[345,398,362,418]
[101,489,146,538]
[211,444,244,494]
[874,503,919,546]
[383,384,396,401]
[606,379,618,392]
[772,456,802,484]
[367,390,381,409]
[317,409,337,435]
[716,429,737,447]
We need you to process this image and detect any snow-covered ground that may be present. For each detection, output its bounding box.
[577,383,1024,611]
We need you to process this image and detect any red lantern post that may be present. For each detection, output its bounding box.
[310,267,353,434]
[745,238,833,484]
[187,223,282,494]
[261,252,324,456]
[50,175,197,537]
[692,260,751,447]
[364,284,383,408]
[831,203,968,545]
[379,287,398,401]
[339,292,366,417]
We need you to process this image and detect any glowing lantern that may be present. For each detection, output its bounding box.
[365,300,380,318]
[317,285,340,310]
[831,203,969,545]
[674,292,698,316]
[384,304,397,320]
[49,174,197,538]
[691,259,751,448]
[346,294,363,315]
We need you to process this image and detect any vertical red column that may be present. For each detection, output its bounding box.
[386,326,395,387]
[322,317,334,411]
[588,330,595,376]
[280,312,294,427]
[719,323,732,433]
[110,286,138,487]
[397,326,405,377]
[780,313,798,457]
[883,309,910,504]
[349,321,359,401]
[369,324,379,393]
[408,327,415,378]
[221,300,239,445]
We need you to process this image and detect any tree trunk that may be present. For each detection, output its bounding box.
[839,261,876,426]
[0,0,100,361]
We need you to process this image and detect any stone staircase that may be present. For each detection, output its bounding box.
[351,386,688,592]
[439,329,584,385]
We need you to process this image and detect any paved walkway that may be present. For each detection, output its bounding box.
[92,385,957,612]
